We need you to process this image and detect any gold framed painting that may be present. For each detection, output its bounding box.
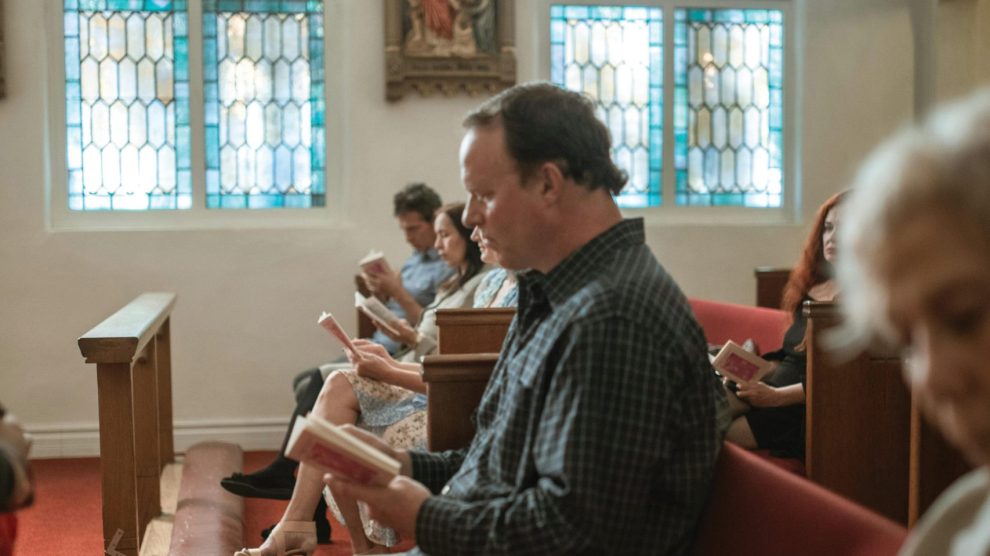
[384,0,516,101]
[0,0,5,99]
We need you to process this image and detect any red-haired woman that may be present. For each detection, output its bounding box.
[725,191,847,459]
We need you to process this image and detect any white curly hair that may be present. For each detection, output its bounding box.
[836,87,990,353]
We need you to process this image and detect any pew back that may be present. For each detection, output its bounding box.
[77,292,176,556]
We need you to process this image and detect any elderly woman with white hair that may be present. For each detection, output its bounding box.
[837,88,990,555]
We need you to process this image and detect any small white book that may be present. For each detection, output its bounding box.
[318,311,357,355]
[358,250,390,275]
[711,340,775,385]
[354,292,401,335]
[285,414,400,487]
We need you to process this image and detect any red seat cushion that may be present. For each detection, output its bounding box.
[693,444,906,556]
[688,298,790,355]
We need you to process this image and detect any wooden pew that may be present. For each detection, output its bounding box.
[804,300,971,525]
[421,308,514,451]
[77,293,176,556]
[754,266,790,310]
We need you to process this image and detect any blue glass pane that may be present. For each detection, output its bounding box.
[550,4,664,207]
[203,2,325,209]
[64,4,190,211]
[673,8,784,208]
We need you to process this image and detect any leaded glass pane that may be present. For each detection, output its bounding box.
[203,0,325,209]
[550,4,662,208]
[674,9,784,207]
[64,0,191,210]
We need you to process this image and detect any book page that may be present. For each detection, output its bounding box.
[285,416,400,487]
[358,250,390,275]
[711,340,774,385]
[354,293,402,335]
[318,312,357,355]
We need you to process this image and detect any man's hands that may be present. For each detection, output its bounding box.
[363,269,404,300]
[325,427,426,539]
[324,472,430,541]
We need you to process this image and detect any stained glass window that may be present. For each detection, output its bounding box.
[674,9,784,207]
[202,0,325,209]
[550,5,663,208]
[64,0,191,210]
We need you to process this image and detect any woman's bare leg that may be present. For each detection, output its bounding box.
[315,372,385,554]
[726,416,759,449]
[723,383,750,418]
[247,371,365,554]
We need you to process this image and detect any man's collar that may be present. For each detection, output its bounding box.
[415,247,442,261]
[517,218,645,307]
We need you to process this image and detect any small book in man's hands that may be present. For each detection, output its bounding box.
[285,414,400,487]
[711,340,775,385]
[354,292,401,335]
[358,250,391,276]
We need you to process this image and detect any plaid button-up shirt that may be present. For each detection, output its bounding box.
[408,218,728,555]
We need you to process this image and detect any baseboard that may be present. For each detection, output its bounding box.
[26,417,288,459]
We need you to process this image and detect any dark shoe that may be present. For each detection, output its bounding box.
[220,471,293,500]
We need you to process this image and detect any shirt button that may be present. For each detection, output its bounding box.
[441,484,451,496]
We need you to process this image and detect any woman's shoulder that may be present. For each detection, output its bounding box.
[901,468,990,555]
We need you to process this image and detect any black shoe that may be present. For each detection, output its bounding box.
[220,471,293,500]
[261,501,332,544]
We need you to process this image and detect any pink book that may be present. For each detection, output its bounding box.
[318,311,357,355]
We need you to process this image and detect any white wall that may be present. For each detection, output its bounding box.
[0,0,982,456]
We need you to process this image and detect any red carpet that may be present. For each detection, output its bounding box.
[14,451,413,555]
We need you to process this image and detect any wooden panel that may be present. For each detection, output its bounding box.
[78,293,176,364]
[436,308,515,354]
[156,320,174,468]
[423,354,500,451]
[96,362,140,556]
[132,341,161,541]
[754,266,791,310]
[805,301,912,524]
[908,403,971,526]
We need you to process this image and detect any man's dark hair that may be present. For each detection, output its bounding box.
[393,182,443,222]
[463,82,627,195]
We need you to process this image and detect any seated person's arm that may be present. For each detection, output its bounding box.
[350,341,427,394]
[735,382,805,407]
[364,270,424,326]
[408,448,468,494]
[412,315,714,555]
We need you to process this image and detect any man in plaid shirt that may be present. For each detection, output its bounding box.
[327,83,728,555]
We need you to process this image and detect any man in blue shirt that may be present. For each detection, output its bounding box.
[326,84,727,555]
[221,183,453,544]
[362,183,455,354]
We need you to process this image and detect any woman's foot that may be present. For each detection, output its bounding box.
[235,520,317,556]
[261,498,332,544]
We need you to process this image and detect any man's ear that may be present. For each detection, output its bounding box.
[537,161,567,204]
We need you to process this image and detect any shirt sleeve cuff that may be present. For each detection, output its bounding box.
[415,495,464,555]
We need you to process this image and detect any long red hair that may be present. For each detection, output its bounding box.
[781,190,848,315]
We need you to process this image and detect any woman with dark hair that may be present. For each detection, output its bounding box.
[236,203,489,556]
[725,190,847,459]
